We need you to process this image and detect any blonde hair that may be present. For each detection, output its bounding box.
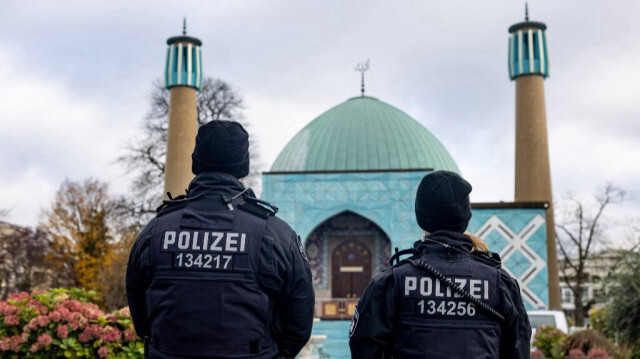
[423,231,490,252]
[466,232,489,252]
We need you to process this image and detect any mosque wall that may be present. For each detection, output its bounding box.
[263,171,428,250]
[468,207,549,310]
[263,172,549,310]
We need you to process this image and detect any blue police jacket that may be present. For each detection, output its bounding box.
[349,230,531,359]
[126,172,315,359]
[391,237,501,358]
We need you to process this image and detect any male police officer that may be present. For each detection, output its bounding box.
[126,120,315,359]
[349,170,531,358]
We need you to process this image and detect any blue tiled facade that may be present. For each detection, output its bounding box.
[468,208,549,309]
[262,171,548,310]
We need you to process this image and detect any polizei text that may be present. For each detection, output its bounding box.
[162,230,247,253]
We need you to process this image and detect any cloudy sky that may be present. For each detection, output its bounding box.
[1,0,639,234]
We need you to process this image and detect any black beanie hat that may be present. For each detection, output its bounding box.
[415,170,472,233]
[191,120,250,178]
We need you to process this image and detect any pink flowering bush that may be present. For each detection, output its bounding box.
[587,348,608,357]
[0,288,143,358]
[568,348,586,356]
[530,349,545,359]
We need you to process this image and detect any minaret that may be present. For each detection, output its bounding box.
[508,6,561,309]
[163,19,202,199]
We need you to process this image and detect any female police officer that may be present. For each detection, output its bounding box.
[349,170,531,358]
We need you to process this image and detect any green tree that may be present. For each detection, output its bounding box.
[604,249,640,353]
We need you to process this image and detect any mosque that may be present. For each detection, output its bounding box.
[161,11,560,320]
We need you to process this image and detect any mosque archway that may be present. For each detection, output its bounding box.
[331,238,372,298]
[304,211,391,318]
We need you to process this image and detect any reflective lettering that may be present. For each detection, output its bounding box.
[202,232,209,250]
[210,232,223,251]
[435,279,445,297]
[470,279,482,299]
[403,275,489,301]
[173,252,234,271]
[162,230,248,253]
[226,233,238,252]
[454,278,467,298]
[240,233,246,252]
[405,277,417,296]
[178,232,189,249]
[191,232,201,250]
[163,231,176,250]
[420,277,432,296]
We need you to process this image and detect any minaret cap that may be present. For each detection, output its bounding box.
[167,18,202,46]
[508,21,546,33]
[508,4,546,33]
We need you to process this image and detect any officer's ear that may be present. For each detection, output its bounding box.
[238,178,248,189]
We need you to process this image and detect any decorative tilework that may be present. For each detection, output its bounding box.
[263,172,550,310]
[303,211,390,290]
[505,251,533,277]
[484,229,510,254]
[469,209,548,310]
[263,172,428,250]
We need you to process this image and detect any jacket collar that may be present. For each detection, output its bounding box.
[413,230,473,258]
[187,172,250,198]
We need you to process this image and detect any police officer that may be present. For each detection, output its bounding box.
[126,120,315,359]
[349,170,531,358]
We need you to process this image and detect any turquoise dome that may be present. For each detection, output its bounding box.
[270,96,459,173]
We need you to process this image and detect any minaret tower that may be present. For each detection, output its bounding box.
[163,19,203,199]
[508,6,561,309]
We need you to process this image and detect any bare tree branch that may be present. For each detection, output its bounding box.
[118,77,262,221]
[558,224,582,251]
[556,183,629,326]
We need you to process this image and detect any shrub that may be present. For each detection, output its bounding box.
[534,325,567,359]
[564,329,616,357]
[531,349,545,359]
[0,288,143,358]
[569,348,586,356]
[589,307,610,337]
[588,348,608,357]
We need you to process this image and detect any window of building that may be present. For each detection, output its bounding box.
[182,46,189,72]
[521,32,530,59]
[533,32,540,60]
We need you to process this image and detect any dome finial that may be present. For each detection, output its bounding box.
[183,17,187,35]
[525,2,529,21]
[354,59,370,96]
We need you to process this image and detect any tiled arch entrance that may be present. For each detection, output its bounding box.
[305,211,391,318]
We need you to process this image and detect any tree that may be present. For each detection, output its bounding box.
[0,223,49,298]
[40,179,115,295]
[119,77,262,217]
[98,212,141,310]
[39,178,147,309]
[604,248,640,354]
[555,184,626,326]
